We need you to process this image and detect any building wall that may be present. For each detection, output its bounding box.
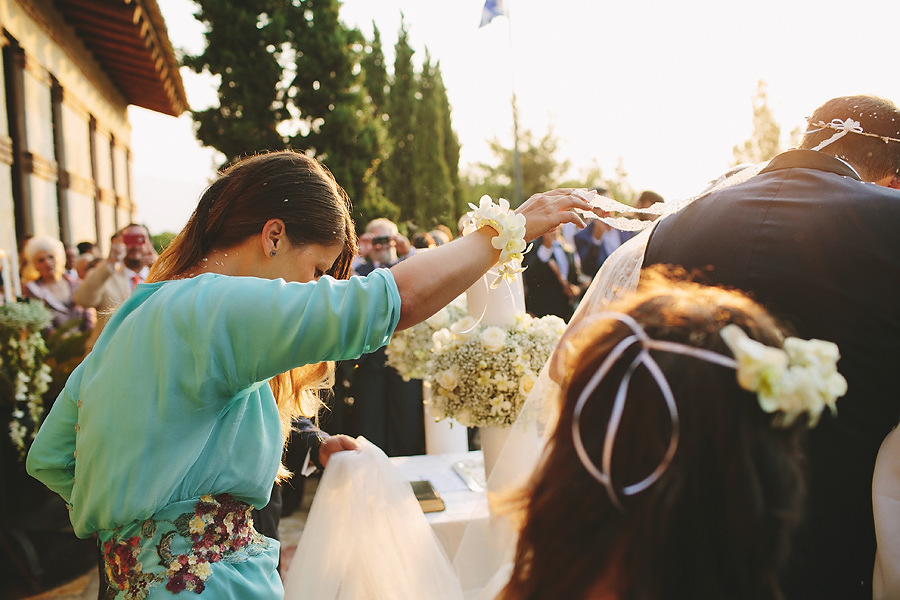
[0,0,137,265]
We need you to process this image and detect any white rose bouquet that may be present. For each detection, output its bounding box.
[385,295,468,381]
[427,312,566,427]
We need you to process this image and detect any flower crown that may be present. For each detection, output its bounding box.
[572,312,847,509]
[462,196,531,288]
[805,117,900,151]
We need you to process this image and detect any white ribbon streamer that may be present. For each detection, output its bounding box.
[810,118,864,151]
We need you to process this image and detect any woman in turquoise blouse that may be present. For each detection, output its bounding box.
[26,151,590,599]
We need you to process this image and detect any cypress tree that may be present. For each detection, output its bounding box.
[383,17,418,224]
[434,62,462,225]
[361,23,388,120]
[411,53,452,228]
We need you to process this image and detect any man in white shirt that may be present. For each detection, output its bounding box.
[74,224,156,352]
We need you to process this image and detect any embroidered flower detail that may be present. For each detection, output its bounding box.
[102,494,268,598]
[720,324,847,426]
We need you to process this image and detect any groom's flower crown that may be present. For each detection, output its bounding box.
[805,117,900,151]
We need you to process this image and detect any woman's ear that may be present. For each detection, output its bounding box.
[261,219,286,256]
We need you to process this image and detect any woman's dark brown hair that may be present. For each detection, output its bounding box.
[501,266,806,600]
[148,151,358,479]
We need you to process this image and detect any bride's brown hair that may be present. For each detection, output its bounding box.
[148,150,357,480]
[501,266,806,600]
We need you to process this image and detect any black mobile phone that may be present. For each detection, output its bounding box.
[410,480,445,513]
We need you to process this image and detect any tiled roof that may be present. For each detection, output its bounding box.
[52,0,188,116]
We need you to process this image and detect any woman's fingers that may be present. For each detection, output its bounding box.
[516,189,593,241]
[318,434,360,468]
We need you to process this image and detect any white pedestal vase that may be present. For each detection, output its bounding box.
[423,381,469,455]
[463,268,525,485]
[479,425,511,483]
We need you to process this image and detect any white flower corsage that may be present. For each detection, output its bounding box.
[463,195,531,288]
[720,324,847,426]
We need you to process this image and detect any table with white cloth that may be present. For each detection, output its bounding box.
[390,451,490,560]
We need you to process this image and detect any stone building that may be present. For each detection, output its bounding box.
[0,0,186,270]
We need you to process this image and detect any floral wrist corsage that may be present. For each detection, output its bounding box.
[462,196,531,288]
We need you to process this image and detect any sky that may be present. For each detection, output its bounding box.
[130,0,900,234]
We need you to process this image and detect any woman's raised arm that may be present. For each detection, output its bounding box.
[390,189,592,330]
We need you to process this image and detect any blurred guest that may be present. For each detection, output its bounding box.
[64,245,79,279]
[523,229,584,321]
[429,224,453,246]
[342,217,424,456]
[22,235,92,333]
[634,189,663,221]
[574,188,637,279]
[411,231,436,250]
[74,224,156,351]
[76,241,97,256]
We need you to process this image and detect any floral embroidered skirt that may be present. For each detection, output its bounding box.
[98,494,282,599]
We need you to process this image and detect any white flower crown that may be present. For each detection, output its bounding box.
[719,324,846,426]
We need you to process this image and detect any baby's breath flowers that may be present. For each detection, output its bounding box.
[428,312,565,427]
[386,296,468,381]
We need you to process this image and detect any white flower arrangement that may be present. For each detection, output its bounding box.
[428,312,566,427]
[1,300,54,460]
[385,295,468,381]
[720,324,847,426]
[462,196,530,288]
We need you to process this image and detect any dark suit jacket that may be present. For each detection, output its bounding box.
[575,223,636,278]
[523,239,580,321]
[334,259,425,456]
[643,150,900,600]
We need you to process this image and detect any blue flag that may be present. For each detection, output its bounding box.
[479,0,506,27]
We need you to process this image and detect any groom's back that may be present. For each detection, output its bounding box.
[643,149,900,600]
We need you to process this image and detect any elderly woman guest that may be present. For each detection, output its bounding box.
[22,235,93,333]
[26,150,591,599]
[500,267,846,600]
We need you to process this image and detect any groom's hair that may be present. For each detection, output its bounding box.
[799,95,900,182]
[501,266,806,600]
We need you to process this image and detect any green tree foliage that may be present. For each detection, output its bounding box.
[286,0,389,225]
[410,53,453,228]
[183,3,463,230]
[183,0,391,227]
[733,80,782,165]
[184,1,289,163]
[381,18,418,224]
[361,23,388,119]
[476,128,570,205]
[435,64,462,226]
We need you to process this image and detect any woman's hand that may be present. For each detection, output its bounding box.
[515,189,593,241]
[318,434,359,468]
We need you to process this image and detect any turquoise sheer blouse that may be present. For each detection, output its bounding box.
[27,270,401,538]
